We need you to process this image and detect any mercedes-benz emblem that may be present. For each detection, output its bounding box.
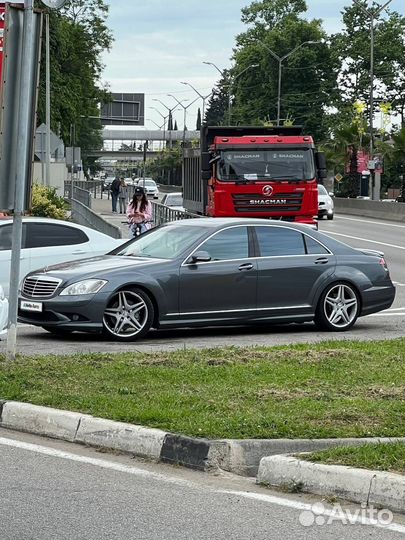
[262,185,273,196]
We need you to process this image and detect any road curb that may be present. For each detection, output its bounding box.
[257,455,405,513]
[1,400,404,476]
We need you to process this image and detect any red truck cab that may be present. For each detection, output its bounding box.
[183,126,327,226]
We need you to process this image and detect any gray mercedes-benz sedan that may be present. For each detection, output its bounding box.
[18,218,395,341]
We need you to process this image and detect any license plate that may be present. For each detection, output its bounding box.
[20,300,43,312]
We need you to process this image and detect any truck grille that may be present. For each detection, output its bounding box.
[22,276,62,298]
[232,192,303,213]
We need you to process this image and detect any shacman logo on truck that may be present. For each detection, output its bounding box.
[250,199,287,205]
[262,185,273,196]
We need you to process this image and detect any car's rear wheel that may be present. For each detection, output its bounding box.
[102,288,154,341]
[314,282,360,331]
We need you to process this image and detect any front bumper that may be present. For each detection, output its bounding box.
[17,292,109,333]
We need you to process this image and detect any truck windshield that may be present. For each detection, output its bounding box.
[217,149,315,181]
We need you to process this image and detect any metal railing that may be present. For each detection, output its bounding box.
[64,180,105,200]
[151,201,202,226]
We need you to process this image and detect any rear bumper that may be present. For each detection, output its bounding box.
[360,284,396,316]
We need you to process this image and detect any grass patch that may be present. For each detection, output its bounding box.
[299,442,405,474]
[0,339,404,440]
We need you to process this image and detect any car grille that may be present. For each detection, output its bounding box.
[232,193,303,213]
[22,276,62,298]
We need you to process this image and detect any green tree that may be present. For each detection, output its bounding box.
[196,108,202,130]
[331,2,405,124]
[36,0,112,174]
[205,76,229,126]
[229,0,338,139]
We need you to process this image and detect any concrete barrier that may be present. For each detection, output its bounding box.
[334,198,405,223]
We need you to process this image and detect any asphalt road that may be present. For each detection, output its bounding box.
[0,213,403,356]
[1,429,404,540]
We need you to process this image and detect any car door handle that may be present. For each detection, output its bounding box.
[314,257,329,264]
[72,250,86,254]
[238,263,254,271]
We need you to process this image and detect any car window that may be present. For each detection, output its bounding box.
[199,227,249,261]
[0,223,28,250]
[255,226,306,256]
[304,235,330,254]
[318,184,328,195]
[25,223,89,248]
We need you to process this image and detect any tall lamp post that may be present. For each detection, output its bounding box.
[167,94,198,143]
[148,106,170,150]
[180,81,212,123]
[152,98,179,148]
[41,0,68,186]
[353,0,393,200]
[228,64,259,124]
[258,40,322,126]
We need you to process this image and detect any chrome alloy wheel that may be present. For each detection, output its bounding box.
[103,289,151,339]
[323,284,358,329]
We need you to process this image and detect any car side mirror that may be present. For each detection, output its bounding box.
[329,192,334,198]
[187,250,211,264]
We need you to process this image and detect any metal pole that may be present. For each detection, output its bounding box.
[228,83,232,125]
[45,12,51,187]
[277,59,282,126]
[6,0,34,360]
[369,15,375,199]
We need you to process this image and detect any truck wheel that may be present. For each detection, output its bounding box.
[314,282,360,331]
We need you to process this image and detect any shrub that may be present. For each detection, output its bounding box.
[31,184,67,220]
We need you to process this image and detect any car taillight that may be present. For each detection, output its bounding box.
[379,257,388,271]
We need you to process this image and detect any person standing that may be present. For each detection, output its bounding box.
[126,186,153,237]
[110,176,121,213]
[118,178,128,214]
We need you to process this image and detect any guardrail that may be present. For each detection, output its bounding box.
[71,199,122,239]
[151,201,202,226]
[64,180,105,200]
[334,198,405,223]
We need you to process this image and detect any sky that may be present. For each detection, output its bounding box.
[101,0,405,131]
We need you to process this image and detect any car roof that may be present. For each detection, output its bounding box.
[164,217,312,229]
[0,217,118,238]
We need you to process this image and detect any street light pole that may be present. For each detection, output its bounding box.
[180,81,212,124]
[152,98,180,149]
[45,12,51,186]
[258,40,322,126]
[167,94,198,144]
[353,0,393,200]
[228,64,259,124]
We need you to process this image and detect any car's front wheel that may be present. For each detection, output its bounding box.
[314,282,360,331]
[102,288,154,341]
[327,213,334,220]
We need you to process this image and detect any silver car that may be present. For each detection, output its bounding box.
[318,184,334,220]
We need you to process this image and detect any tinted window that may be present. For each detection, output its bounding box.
[255,226,306,256]
[26,223,88,248]
[318,184,328,195]
[0,223,28,250]
[199,227,249,261]
[304,235,329,254]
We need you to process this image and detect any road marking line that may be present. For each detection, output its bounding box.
[324,231,405,250]
[393,282,405,287]
[0,436,404,533]
[222,491,405,534]
[337,216,405,229]
[367,313,405,317]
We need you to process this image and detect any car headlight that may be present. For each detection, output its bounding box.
[60,279,108,296]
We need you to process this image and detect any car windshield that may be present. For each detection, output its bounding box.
[166,195,183,206]
[138,179,155,186]
[112,224,203,259]
[318,184,328,195]
[217,149,315,181]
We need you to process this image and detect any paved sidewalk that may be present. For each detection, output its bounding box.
[91,194,130,238]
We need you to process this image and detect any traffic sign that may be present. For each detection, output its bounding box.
[334,173,343,182]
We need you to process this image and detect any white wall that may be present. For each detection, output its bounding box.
[32,162,68,195]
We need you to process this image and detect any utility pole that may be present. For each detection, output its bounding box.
[353,0,393,200]
[45,11,51,186]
